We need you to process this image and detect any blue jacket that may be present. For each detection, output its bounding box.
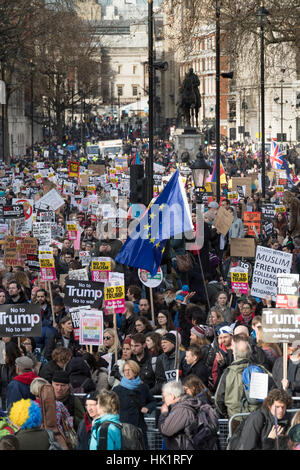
[6,371,38,410]
[89,414,122,450]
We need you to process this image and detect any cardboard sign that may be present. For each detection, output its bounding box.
[63,280,104,309]
[4,236,38,267]
[213,207,234,236]
[244,211,261,236]
[262,308,300,342]
[232,177,252,197]
[88,164,105,176]
[251,246,293,300]
[0,303,42,337]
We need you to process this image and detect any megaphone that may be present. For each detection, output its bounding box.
[153,61,168,72]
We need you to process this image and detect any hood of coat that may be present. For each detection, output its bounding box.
[93,413,120,427]
[14,371,39,385]
[65,357,91,378]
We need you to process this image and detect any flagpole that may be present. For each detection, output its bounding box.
[215,0,221,203]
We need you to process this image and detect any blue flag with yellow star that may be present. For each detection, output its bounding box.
[115,170,193,275]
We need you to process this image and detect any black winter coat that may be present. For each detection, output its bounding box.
[65,357,96,394]
[182,358,209,386]
[152,349,189,395]
[39,360,62,383]
[113,382,156,435]
[235,406,291,450]
[43,330,79,361]
[131,349,156,389]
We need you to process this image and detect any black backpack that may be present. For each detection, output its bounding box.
[96,421,146,450]
[184,403,220,450]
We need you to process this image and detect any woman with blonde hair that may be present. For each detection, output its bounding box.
[98,328,121,366]
[113,360,156,449]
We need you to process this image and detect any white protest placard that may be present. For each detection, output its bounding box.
[251,246,293,300]
[249,372,269,401]
[33,222,52,246]
[35,189,65,211]
[68,268,89,281]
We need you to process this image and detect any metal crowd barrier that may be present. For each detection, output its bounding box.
[73,394,300,451]
[227,406,300,443]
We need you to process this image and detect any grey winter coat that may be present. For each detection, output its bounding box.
[158,395,199,450]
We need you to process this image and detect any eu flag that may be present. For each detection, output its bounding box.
[115,170,193,275]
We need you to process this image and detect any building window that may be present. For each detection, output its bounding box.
[132,86,138,96]
[133,65,137,74]
[118,65,122,74]
[117,85,123,96]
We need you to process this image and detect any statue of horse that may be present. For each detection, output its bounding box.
[177,69,201,128]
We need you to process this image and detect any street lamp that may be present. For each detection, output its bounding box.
[29,59,35,159]
[190,146,211,202]
[289,125,292,146]
[257,1,269,200]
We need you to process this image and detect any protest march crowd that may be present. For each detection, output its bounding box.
[0,130,300,452]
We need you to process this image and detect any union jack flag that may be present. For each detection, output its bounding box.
[270,140,283,169]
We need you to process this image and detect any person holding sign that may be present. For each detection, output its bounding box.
[272,341,300,405]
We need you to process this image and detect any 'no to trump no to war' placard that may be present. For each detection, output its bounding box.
[0,304,42,337]
[251,246,293,300]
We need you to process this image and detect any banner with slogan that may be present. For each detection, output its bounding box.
[262,308,300,343]
[68,161,80,178]
[91,257,112,282]
[251,246,293,300]
[63,279,104,309]
[244,211,261,237]
[104,283,125,314]
[0,303,42,337]
[79,310,104,347]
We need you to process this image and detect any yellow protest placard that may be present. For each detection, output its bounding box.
[104,285,125,301]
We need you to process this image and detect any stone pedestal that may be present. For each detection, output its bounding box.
[173,128,204,162]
